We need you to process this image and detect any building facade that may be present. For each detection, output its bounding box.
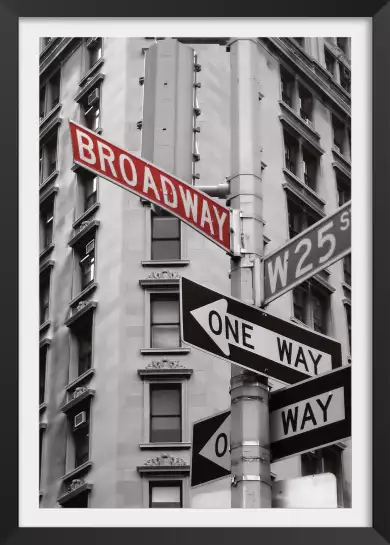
[39,36,351,509]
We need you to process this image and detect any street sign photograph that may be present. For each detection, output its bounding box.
[191,410,231,488]
[270,365,351,462]
[181,277,342,385]
[69,120,232,253]
[263,201,351,305]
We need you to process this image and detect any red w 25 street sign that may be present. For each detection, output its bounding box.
[69,121,232,253]
[263,201,351,305]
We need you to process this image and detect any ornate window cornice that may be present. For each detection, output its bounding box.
[139,270,181,288]
[138,358,193,380]
[65,300,97,328]
[137,453,190,477]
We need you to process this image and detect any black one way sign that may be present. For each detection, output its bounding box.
[270,365,351,462]
[191,409,231,488]
[180,277,342,385]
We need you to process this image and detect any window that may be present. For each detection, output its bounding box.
[287,199,317,239]
[292,281,330,335]
[150,293,180,349]
[78,171,98,214]
[292,37,304,48]
[302,447,344,507]
[325,50,336,76]
[149,481,182,508]
[40,273,50,325]
[301,451,323,476]
[40,71,61,121]
[280,67,295,107]
[81,88,101,132]
[345,303,351,353]
[72,405,90,468]
[40,200,54,250]
[298,85,313,122]
[87,38,102,70]
[62,492,89,508]
[293,286,307,323]
[40,132,58,184]
[333,118,351,161]
[150,383,181,442]
[284,131,298,175]
[151,209,180,260]
[75,316,93,376]
[39,428,44,487]
[343,254,351,286]
[40,346,48,405]
[336,174,351,206]
[339,65,351,94]
[302,147,318,190]
[79,240,95,290]
[336,38,347,54]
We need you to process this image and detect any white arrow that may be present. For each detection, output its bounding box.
[190,299,332,378]
[199,413,231,471]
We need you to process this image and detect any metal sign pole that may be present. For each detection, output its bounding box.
[228,38,272,508]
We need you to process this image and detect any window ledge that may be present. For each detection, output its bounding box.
[138,368,193,380]
[140,348,191,356]
[282,179,325,219]
[39,102,62,131]
[139,442,191,450]
[279,115,324,156]
[65,368,96,391]
[139,277,180,289]
[58,482,93,506]
[62,461,93,482]
[40,259,55,275]
[60,388,95,414]
[72,202,100,230]
[40,422,47,430]
[39,402,47,414]
[75,72,105,103]
[137,465,190,477]
[283,169,326,207]
[70,282,98,308]
[279,101,321,141]
[68,219,100,249]
[79,57,105,87]
[40,337,51,348]
[40,242,54,261]
[332,147,351,169]
[39,320,51,333]
[312,273,336,294]
[141,260,190,268]
[40,170,59,192]
[40,115,62,141]
[342,281,352,293]
[65,300,97,328]
[40,184,59,204]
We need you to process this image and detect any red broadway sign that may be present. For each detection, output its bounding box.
[69,121,232,253]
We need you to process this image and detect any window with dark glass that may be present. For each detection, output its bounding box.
[149,481,182,508]
[302,147,317,191]
[62,492,89,508]
[40,71,61,121]
[150,293,180,348]
[40,203,54,249]
[39,346,47,405]
[301,451,323,476]
[84,176,98,211]
[80,240,95,290]
[40,273,50,325]
[280,66,294,107]
[150,383,181,442]
[73,405,90,468]
[287,199,317,239]
[84,103,100,131]
[40,132,58,184]
[312,290,328,334]
[343,254,351,286]
[323,447,344,507]
[151,209,180,260]
[336,174,351,206]
[88,38,102,70]
[293,37,304,47]
[298,85,313,122]
[325,50,336,76]
[39,428,44,487]
[293,286,307,323]
[76,319,93,376]
[336,38,347,54]
[345,303,351,353]
[284,131,298,175]
[339,65,351,94]
[332,115,345,154]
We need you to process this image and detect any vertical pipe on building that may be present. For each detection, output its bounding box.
[228,38,272,508]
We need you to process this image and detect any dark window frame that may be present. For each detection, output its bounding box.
[149,383,182,443]
[149,480,183,508]
[151,209,181,261]
[150,292,181,349]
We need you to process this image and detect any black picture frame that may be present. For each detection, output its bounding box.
[2,2,388,545]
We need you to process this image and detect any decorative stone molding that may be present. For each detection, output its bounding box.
[76,301,88,312]
[73,386,88,399]
[79,220,92,232]
[147,270,180,280]
[144,453,187,467]
[68,478,85,492]
[146,358,185,370]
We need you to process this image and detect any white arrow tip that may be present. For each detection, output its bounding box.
[191,299,230,356]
